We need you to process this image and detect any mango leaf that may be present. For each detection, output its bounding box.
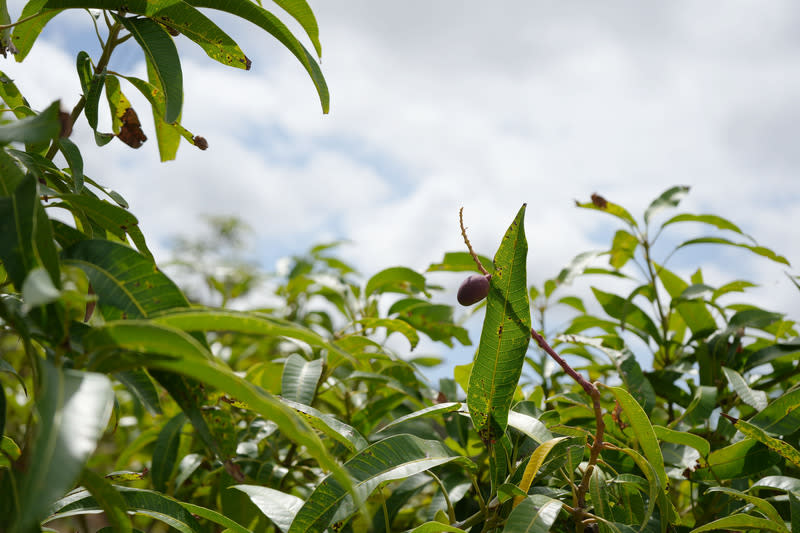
[389,299,470,348]
[79,468,132,533]
[62,240,187,319]
[48,486,203,533]
[705,486,784,524]
[0,99,60,144]
[575,196,637,228]
[657,265,717,337]
[57,137,84,192]
[116,14,182,123]
[288,434,475,533]
[365,266,428,297]
[114,370,163,415]
[467,205,531,443]
[653,426,710,458]
[83,321,350,490]
[507,410,553,445]
[146,56,181,161]
[644,185,690,224]
[735,419,800,468]
[605,386,667,488]
[751,475,800,493]
[234,484,304,532]
[11,0,60,61]
[405,523,467,533]
[355,317,419,350]
[746,338,800,370]
[54,194,151,258]
[749,388,800,435]
[281,353,322,405]
[184,0,329,113]
[721,367,768,411]
[689,514,790,533]
[14,362,113,532]
[377,402,462,433]
[609,229,638,269]
[152,413,186,492]
[514,437,569,506]
[280,397,368,453]
[675,237,789,266]
[149,308,356,367]
[691,439,780,481]
[0,172,60,291]
[504,495,562,533]
[427,251,493,273]
[178,502,251,533]
[272,0,321,57]
[591,287,661,344]
[661,213,748,238]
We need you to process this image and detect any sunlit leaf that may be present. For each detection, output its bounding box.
[644,185,690,224]
[281,353,322,405]
[735,419,800,468]
[0,99,60,144]
[15,362,113,532]
[722,367,768,411]
[504,494,562,533]
[691,439,780,481]
[234,484,304,532]
[468,205,530,443]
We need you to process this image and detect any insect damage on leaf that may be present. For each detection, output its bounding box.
[118,107,147,148]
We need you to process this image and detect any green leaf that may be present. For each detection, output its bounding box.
[288,434,474,533]
[751,475,800,493]
[365,266,427,297]
[390,299,470,348]
[555,250,604,285]
[281,353,322,405]
[653,426,710,457]
[644,185,690,224]
[504,495,562,533]
[152,413,186,492]
[117,15,182,123]
[735,418,800,468]
[656,265,717,337]
[79,469,133,533]
[662,213,747,237]
[62,239,188,319]
[749,388,800,435]
[575,196,638,228]
[746,338,800,370]
[149,308,356,368]
[0,99,60,144]
[179,502,251,533]
[721,367,768,411]
[405,523,467,532]
[83,321,350,492]
[427,251,493,273]
[234,484,304,532]
[184,0,329,113]
[609,229,638,269]
[515,437,569,503]
[0,172,60,291]
[114,370,163,415]
[729,308,783,330]
[48,486,203,533]
[591,287,662,344]
[689,514,790,533]
[467,205,531,443]
[377,402,462,434]
[147,56,181,161]
[272,0,321,57]
[675,237,789,266]
[57,137,84,192]
[21,266,60,312]
[507,410,553,445]
[280,397,368,452]
[356,317,420,350]
[14,362,113,533]
[791,492,800,533]
[705,486,784,524]
[691,439,780,481]
[604,385,667,488]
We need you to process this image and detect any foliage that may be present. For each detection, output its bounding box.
[1,2,800,533]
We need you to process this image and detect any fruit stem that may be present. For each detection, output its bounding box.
[459,207,489,275]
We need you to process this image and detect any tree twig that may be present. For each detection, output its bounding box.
[459,207,489,275]
[530,328,605,522]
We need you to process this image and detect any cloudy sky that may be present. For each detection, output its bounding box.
[4,1,800,371]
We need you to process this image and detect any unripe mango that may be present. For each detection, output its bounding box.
[457,274,490,306]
